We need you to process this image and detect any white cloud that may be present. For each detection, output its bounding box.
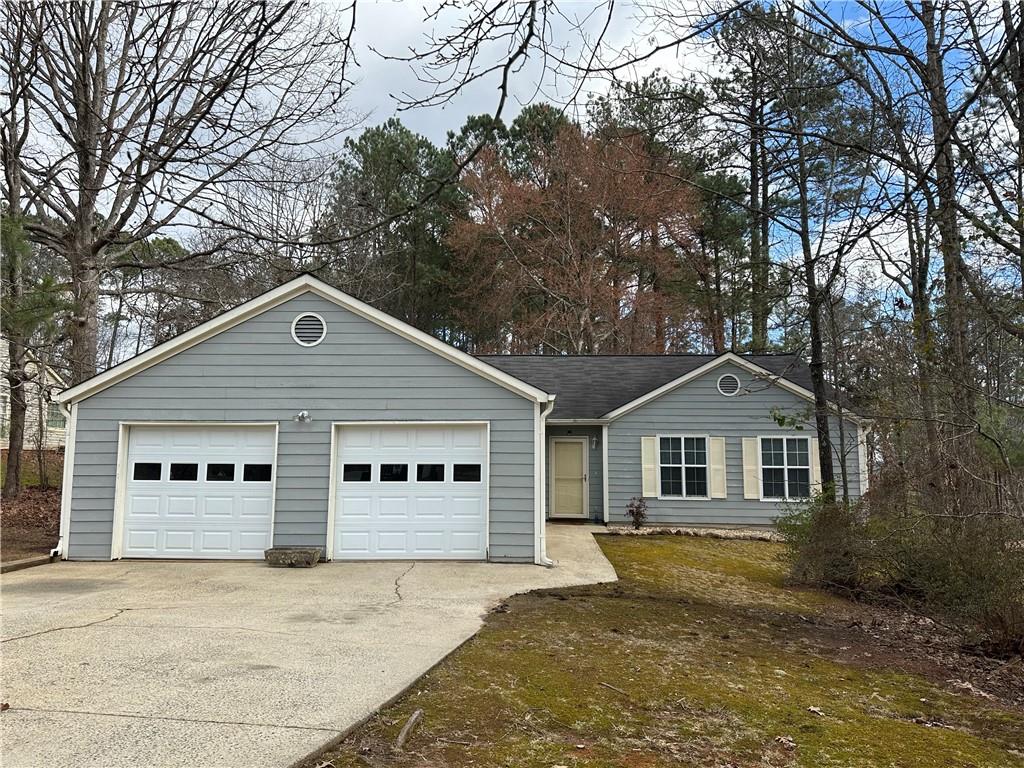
[343,0,714,142]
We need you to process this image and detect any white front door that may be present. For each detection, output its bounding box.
[123,425,276,559]
[333,423,488,559]
[550,437,588,518]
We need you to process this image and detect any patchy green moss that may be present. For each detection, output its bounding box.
[603,534,842,614]
[312,535,1024,768]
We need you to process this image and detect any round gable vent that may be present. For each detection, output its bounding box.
[291,313,326,346]
[717,373,740,396]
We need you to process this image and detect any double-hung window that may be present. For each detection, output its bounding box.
[659,436,708,498]
[46,402,66,429]
[760,437,811,500]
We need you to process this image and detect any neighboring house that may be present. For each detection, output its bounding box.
[0,341,68,451]
[53,274,869,563]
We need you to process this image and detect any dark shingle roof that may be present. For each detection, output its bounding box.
[477,354,813,419]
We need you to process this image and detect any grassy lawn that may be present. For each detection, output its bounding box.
[309,535,1024,768]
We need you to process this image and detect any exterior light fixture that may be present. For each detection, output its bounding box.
[293,410,312,423]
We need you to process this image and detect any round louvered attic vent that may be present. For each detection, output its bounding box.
[717,373,740,396]
[291,312,326,346]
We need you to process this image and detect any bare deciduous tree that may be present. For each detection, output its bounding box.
[0,0,358,383]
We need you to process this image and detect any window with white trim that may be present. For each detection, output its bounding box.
[760,437,810,500]
[659,436,708,497]
[46,402,66,429]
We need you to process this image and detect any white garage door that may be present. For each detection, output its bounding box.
[123,425,276,559]
[334,424,488,560]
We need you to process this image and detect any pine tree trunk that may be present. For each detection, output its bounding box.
[2,342,27,500]
[748,59,769,352]
[794,112,835,500]
[905,196,941,460]
[712,243,726,353]
[923,1,974,435]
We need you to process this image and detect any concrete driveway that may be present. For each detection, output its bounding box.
[1,525,616,768]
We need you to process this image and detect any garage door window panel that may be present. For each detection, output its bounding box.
[343,464,371,482]
[417,463,445,482]
[380,464,408,482]
[133,462,161,481]
[242,464,273,482]
[453,463,482,482]
[170,463,199,481]
[206,463,235,482]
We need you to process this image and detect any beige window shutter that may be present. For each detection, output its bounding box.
[742,437,760,499]
[810,437,822,494]
[641,436,658,497]
[709,437,727,499]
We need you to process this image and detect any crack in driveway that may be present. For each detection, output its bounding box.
[2,608,131,644]
[3,706,342,734]
[391,563,416,605]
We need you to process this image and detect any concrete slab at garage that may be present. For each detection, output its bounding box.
[0,524,616,768]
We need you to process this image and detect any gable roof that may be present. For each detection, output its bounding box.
[55,275,550,405]
[478,352,860,422]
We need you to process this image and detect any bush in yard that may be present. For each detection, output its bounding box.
[779,460,1024,657]
[777,495,867,594]
[625,496,648,529]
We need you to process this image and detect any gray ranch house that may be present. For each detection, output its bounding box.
[54,275,869,564]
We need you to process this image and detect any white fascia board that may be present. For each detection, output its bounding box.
[546,418,609,426]
[602,352,870,426]
[55,275,549,405]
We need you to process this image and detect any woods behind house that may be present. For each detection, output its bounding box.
[2,2,1022,651]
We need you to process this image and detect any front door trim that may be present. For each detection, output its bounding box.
[548,436,589,519]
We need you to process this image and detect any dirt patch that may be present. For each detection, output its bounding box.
[303,535,1023,768]
[1,486,61,562]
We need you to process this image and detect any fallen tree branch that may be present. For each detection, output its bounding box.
[394,709,423,751]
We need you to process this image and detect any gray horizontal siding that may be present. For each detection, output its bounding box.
[68,293,537,561]
[607,361,864,527]
[545,425,603,522]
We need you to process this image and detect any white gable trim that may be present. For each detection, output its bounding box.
[55,275,550,405]
[601,352,869,425]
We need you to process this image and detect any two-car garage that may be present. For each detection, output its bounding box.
[56,277,549,564]
[120,422,489,561]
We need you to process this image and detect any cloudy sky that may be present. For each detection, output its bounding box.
[342,1,707,143]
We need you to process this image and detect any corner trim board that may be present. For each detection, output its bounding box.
[535,398,556,565]
[601,423,609,523]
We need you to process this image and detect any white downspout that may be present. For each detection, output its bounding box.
[52,401,76,559]
[536,395,556,566]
